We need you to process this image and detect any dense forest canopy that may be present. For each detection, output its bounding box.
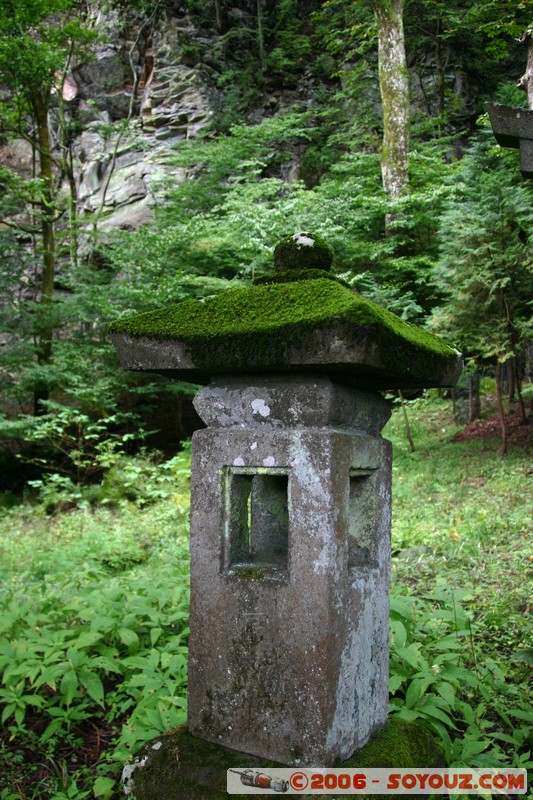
[0,0,532,476]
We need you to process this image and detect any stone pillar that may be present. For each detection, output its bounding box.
[187,374,392,767]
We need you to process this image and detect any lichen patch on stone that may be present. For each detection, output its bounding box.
[251,399,270,417]
[292,233,315,246]
[122,755,149,796]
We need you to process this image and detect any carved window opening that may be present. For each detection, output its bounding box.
[224,468,289,575]
[348,468,378,568]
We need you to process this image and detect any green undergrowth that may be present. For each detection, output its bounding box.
[0,395,531,799]
[385,394,532,775]
[0,462,192,800]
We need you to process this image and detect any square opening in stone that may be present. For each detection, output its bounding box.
[224,469,289,573]
[348,468,377,568]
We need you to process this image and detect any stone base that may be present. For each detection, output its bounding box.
[122,717,442,799]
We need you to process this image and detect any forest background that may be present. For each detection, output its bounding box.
[0,1,531,798]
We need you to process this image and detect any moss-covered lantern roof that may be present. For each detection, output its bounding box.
[110,237,461,390]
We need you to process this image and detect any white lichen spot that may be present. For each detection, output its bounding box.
[152,741,163,750]
[233,457,245,466]
[263,456,276,467]
[122,756,149,796]
[250,441,258,450]
[251,398,270,417]
[292,232,315,247]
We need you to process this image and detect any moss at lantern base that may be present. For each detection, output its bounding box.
[122,717,443,800]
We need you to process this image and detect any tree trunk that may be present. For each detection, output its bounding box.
[33,93,56,415]
[496,361,508,455]
[518,27,533,109]
[507,357,515,402]
[257,0,266,71]
[468,373,480,422]
[214,0,227,33]
[511,354,528,425]
[372,0,410,200]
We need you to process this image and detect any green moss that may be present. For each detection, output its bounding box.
[253,268,351,288]
[273,232,333,272]
[231,566,269,579]
[126,718,441,800]
[110,277,458,384]
[346,718,442,770]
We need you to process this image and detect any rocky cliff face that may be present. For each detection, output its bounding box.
[65,7,214,237]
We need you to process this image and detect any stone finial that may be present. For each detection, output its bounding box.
[273,231,333,272]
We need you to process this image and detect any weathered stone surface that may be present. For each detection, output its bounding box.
[110,277,462,390]
[110,240,461,770]
[193,374,391,434]
[122,718,442,799]
[187,377,391,766]
[487,103,533,179]
[75,125,187,230]
[274,231,333,272]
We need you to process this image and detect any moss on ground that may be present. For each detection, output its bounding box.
[110,278,458,384]
[126,717,442,799]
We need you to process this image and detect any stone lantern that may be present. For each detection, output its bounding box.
[111,234,461,774]
[488,102,533,179]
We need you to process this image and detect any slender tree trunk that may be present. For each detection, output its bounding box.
[507,358,515,402]
[398,390,415,452]
[511,354,528,425]
[257,0,266,71]
[57,88,79,270]
[372,0,410,200]
[214,0,227,33]
[518,27,533,109]
[434,20,444,119]
[495,362,508,455]
[33,93,56,415]
[468,373,480,422]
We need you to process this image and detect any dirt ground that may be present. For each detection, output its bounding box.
[452,404,532,450]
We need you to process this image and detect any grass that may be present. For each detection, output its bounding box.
[0,394,531,798]
[387,395,531,670]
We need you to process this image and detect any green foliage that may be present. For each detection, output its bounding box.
[432,128,533,364]
[385,394,532,767]
[389,590,532,768]
[0,461,191,797]
[1,398,531,797]
[0,0,96,101]
[108,117,455,325]
[0,405,143,484]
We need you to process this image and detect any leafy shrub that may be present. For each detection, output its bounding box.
[0,455,192,798]
[389,588,532,768]
[1,403,531,797]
